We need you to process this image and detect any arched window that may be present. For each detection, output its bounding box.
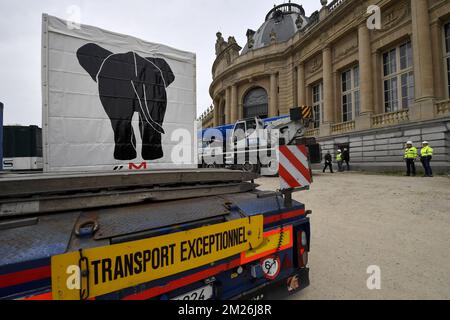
[243,87,268,119]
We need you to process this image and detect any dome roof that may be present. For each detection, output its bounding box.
[241,2,309,55]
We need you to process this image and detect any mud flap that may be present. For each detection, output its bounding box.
[234,268,310,300]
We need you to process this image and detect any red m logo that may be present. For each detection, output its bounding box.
[129,162,148,170]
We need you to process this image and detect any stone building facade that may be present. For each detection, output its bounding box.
[198,106,215,129]
[208,0,450,172]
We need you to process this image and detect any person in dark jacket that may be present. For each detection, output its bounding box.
[343,148,350,171]
[323,151,334,173]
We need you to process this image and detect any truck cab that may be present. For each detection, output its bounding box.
[226,118,270,172]
[199,109,322,174]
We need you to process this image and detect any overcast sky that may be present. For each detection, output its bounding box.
[0,0,321,126]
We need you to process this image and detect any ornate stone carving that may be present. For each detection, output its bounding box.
[228,36,237,45]
[246,29,256,49]
[319,31,329,44]
[379,4,411,32]
[226,52,231,66]
[334,35,358,59]
[309,55,323,74]
[335,44,358,59]
[270,29,277,43]
[295,15,304,29]
[352,3,364,18]
[215,32,227,56]
[214,32,242,68]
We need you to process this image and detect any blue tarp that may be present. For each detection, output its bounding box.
[198,115,290,142]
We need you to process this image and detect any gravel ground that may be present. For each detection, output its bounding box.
[256,172,450,300]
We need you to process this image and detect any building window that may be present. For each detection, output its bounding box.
[445,23,450,98]
[243,87,268,119]
[341,65,360,122]
[383,41,414,112]
[312,83,323,128]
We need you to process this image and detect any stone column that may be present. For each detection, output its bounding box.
[322,46,334,124]
[297,63,306,107]
[430,21,445,99]
[225,87,231,124]
[358,23,374,115]
[238,102,244,120]
[231,85,238,123]
[213,99,220,127]
[372,51,383,114]
[411,0,434,100]
[410,0,435,120]
[269,73,278,117]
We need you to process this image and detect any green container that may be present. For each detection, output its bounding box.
[3,125,42,158]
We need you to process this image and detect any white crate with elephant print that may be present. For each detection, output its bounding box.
[42,14,197,172]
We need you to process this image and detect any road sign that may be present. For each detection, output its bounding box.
[279,145,312,190]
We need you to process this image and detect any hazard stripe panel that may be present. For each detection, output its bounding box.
[279,145,312,190]
[301,106,312,119]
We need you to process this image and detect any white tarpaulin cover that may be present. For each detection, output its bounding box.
[42,14,197,172]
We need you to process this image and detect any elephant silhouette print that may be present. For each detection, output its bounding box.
[77,43,175,161]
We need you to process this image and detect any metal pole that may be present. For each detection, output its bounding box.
[282,189,293,208]
[0,102,3,171]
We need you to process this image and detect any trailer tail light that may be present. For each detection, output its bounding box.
[297,231,308,268]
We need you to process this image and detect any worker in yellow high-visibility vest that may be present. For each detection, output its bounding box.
[336,149,344,172]
[404,141,417,176]
[420,141,434,177]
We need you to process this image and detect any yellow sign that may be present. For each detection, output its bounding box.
[301,106,313,119]
[241,225,293,264]
[52,216,263,300]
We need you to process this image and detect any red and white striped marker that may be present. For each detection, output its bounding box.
[278,145,312,190]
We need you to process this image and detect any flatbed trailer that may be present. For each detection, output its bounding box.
[0,169,311,300]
